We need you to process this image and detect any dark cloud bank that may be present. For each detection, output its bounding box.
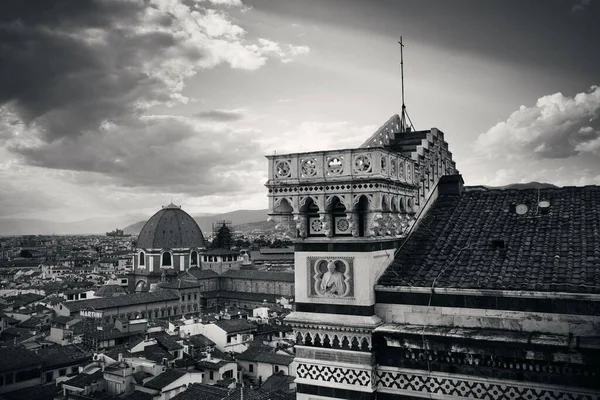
[0,0,262,195]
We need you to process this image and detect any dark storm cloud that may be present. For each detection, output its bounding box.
[0,1,185,142]
[195,109,245,121]
[8,115,264,194]
[0,0,279,195]
[252,0,600,84]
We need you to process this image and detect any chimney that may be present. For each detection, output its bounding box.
[118,353,123,363]
[437,174,464,196]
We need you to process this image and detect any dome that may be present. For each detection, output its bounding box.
[137,203,206,249]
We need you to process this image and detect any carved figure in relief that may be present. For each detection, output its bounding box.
[320,260,346,296]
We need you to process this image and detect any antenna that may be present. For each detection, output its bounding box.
[398,37,415,133]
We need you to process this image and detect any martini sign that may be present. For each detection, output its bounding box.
[80,310,103,319]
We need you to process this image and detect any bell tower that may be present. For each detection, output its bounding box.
[266,113,458,399]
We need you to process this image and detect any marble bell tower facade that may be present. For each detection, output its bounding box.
[266,115,458,399]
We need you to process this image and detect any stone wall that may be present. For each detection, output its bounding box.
[375,303,600,336]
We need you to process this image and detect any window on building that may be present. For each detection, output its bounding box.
[139,252,145,266]
[187,294,191,301]
[80,293,86,299]
[209,371,214,380]
[194,293,197,300]
[249,364,254,373]
[274,365,279,373]
[5,373,13,384]
[223,369,233,379]
[227,335,232,343]
[181,296,185,302]
[191,251,198,266]
[162,252,172,267]
[45,372,53,382]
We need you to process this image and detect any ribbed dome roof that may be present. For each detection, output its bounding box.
[137,204,206,249]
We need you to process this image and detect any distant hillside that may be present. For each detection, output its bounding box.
[233,219,277,232]
[0,214,147,236]
[123,209,270,235]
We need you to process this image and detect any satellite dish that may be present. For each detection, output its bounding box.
[538,200,550,208]
[515,204,528,215]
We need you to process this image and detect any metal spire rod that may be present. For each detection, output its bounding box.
[399,36,405,113]
[398,37,415,133]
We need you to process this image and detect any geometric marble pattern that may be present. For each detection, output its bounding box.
[297,363,371,386]
[377,371,600,400]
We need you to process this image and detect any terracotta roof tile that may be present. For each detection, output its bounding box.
[378,186,600,293]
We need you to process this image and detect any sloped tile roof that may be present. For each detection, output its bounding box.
[213,319,257,334]
[260,372,295,393]
[144,369,186,390]
[188,334,216,348]
[236,344,294,366]
[202,291,279,303]
[187,268,219,280]
[221,269,294,282]
[37,344,91,369]
[63,290,179,312]
[378,186,600,293]
[0,346,41,372]
[170,383,228,400]
[62,370,103,389]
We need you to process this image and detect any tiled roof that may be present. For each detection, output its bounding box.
[37,344,91,369]
[187,268,219,280]
[170,383,291,400]
[63,370,103,389]
[221,269,294,282]
[0,381,60,400]
[260,372,295,393]
[188,334,216,348]
[0,346,42,372]
[63,290,179,312]
[236,344,294,366]
[204,248,239,256]
[153,332,184,351]
[196,358,232,370]
[144,369,186,390]
[52,316,74,325]
[213,319,257,334]
[137,344,174,363]
[249,251,294,262]
[258,247,294,255]
[202,291,279,303]
[170,383,228,400]
[103,345,132,361]
[378,185,600,293]
[122,391,153,400]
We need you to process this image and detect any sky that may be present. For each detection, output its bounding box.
[0,0,599,222]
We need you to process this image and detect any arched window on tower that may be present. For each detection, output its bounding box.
[191,251,198,267]
[162,252,172,267]
[355,195,369,237]
[305,199,322,236]
[329,197,349,236]
[139,251,145,266]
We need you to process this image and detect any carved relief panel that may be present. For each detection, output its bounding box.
[308,257,354,299]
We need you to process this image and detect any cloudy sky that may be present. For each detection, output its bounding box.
[0,0,599,222]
